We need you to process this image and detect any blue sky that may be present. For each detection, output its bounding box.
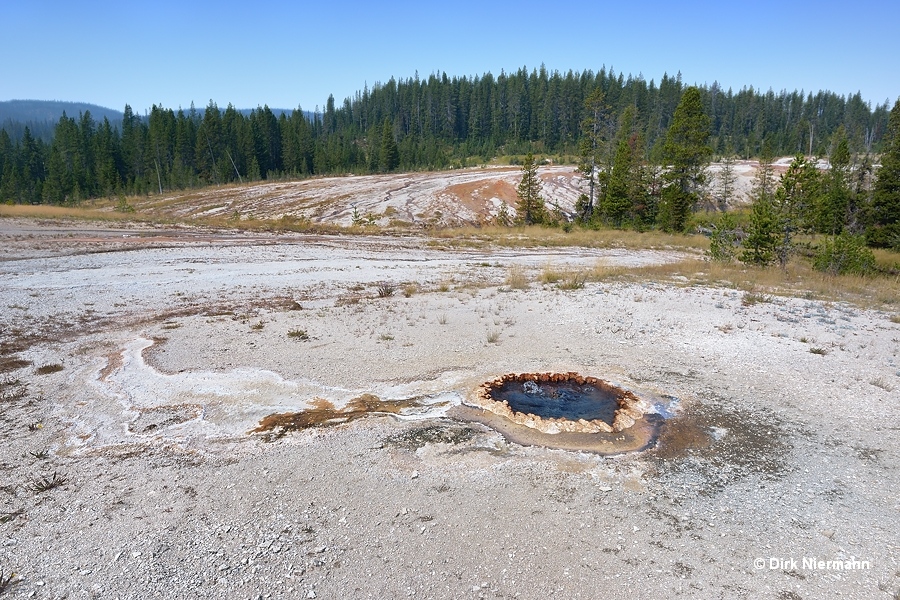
[4,0,898,113]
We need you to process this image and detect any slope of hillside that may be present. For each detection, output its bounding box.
[135,162,763,228]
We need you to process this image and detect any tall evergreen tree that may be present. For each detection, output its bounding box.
[773,154,820,267]
[515,152,546,225]
[19,127,45,203]
[659,86,711,232]
[602,106,638,227]
[379,118,399,172]
[817,125,851,235]
[577,89,610,220]
[741,150,779,265]
[714,142,738,210]
[868,99,900,248]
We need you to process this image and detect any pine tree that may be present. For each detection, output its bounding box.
[601,106,638,227]
[773,154,820,267]
[868,99,900,248]
[379,119,399,172]
[817,126,851,234]
[707,212,738,262]
[577,89,610,221]
[740,150,779,265]
[659,87,712,232]
[714,142,738,210]
[515,153,546,225]
[19,127,44,203]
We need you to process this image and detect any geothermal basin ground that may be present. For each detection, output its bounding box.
[0,218,898,599]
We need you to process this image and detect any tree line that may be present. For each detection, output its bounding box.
[734,97,900,263]
[0,66,895,222]
[510,87,900,255]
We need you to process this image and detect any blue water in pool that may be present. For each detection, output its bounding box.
[491,380,619,424]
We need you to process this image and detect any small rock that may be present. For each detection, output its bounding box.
[306,591,316,599]
[315,546,327,553]
[411,470,419,479]
[598,486,613,492]
[821,530,835,539]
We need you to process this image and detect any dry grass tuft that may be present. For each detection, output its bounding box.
[567,258,900,309]
[376,283,396,298]
[429,225,709,252]
[742,292,771,306]
[35,364,64,375]
[287,329,309,341]
[27,472,67,493]
[504,266,529,290]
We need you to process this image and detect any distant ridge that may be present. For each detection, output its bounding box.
[0,100,124,124]
[0,100,306,124]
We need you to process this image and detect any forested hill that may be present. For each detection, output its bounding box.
[0,100,298,143]
[0,100,125,124]
[0,67,894,205]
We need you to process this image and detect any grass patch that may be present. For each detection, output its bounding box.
[250,321,265,331]
[557,272,586,290]
[562,258,899,309]
[287,329,309,341]
[429,225,709,252]
[742,292,771,306]
[486,329,501,344]
[809,347,829,355]
[539,266,564,284]
[27,472,67,493]
[0,202,137,223]
[504,265,529,290]
[376,283,396,298]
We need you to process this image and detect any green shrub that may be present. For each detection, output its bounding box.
[812,234,876,276]
[707,213,738,263]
